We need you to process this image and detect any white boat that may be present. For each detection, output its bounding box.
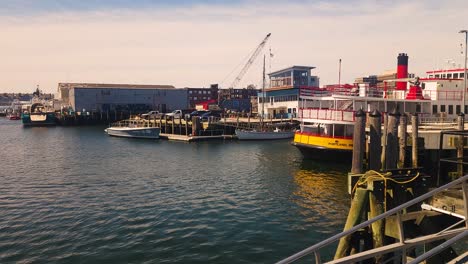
[235,128,294,140]
[235,54,297,140]
[105,119,160,139]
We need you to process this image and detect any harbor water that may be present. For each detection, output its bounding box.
[0,118,350,263]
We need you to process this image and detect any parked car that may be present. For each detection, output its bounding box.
[165,110,183,118]
[199,111,222,121]
[141,110,162,119]
[185,110,209,119]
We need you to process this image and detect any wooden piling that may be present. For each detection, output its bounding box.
[352,109,366,174]
[179,116,182,135]
[334,188,369,259]
[369,185,384,262]
[192,116,201,136]
[369,110,382,171]
[171,116,175,134]
[159,115,163,129]
[457,113,465,177]
[385,109,400,170]
[411,113,419,168]
[399,114,407,168]
[185,117,189,136]
[381,113,388,170]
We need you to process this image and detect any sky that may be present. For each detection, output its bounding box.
[1,0,468,93]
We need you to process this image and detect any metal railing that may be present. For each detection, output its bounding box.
[299,108,356,122]
[277,175,468,264]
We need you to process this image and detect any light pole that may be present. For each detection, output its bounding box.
[460,30,468,113]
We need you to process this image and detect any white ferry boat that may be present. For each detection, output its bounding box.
[293,54,467,160]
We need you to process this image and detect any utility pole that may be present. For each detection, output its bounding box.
[460,30,468,113]
[338,59,342,87]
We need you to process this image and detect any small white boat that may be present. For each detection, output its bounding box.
[235,128,295,140]
[105,120,160,139]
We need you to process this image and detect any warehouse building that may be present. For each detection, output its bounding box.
[58,83,188,113]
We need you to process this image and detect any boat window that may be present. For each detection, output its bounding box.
[461,73,465,78]
[429,75,433,78]
[454,73,459,79]
[456,105,461,114]
[442,74,446,78]
[447,73,452,78]
[441,105,446,112]
[432,105,437,114]
[448,105,453,115]
[435,74,440,78]
[416,104,421,113]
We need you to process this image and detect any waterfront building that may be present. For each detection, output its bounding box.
[217,85,260,113]
[187,84,219,108]
[57,83,188,113]
[260,66,319,118]
[421,68,467,115]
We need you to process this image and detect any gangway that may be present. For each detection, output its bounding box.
[277,174,468,264]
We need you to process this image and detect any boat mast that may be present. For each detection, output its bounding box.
[261,54,266,129]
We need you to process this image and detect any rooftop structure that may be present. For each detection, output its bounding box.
[268,66,319,91]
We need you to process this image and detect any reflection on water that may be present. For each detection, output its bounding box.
[292,160,350,228]
[0,119,352,263]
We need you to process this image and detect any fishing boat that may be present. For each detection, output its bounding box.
[21,103,56,126]
[105,119,160,139]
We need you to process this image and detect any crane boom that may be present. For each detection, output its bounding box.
[230,33,271,88]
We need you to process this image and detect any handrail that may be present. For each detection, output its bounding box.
[277,174,468,264]
[408,230,468,264]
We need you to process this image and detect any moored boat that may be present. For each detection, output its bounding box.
[22,103,56,126]
[105,119,160,139]
[235,128,294,140]
[7,113,21,120]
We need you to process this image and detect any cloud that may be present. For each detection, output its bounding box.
[1,0,467,92]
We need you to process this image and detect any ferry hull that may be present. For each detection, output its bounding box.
[293,132,353,161]
[105,127,160,139]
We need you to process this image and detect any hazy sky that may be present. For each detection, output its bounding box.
[1,0,467,93]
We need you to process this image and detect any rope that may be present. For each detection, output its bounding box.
[352,170,421,211]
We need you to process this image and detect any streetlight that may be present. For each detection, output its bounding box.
[460,30,468,113]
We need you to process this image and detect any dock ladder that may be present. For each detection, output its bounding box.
[277,174,468,264]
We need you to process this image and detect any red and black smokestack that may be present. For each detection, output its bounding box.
[396,53,408,90]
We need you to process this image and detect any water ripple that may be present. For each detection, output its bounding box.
[0,120,350,263]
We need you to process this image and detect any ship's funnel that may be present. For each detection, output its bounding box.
[396,53,408,90]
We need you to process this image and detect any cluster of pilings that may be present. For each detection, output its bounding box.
[335,109,464,262]
[56,110,133,126]
[352,109,426,174]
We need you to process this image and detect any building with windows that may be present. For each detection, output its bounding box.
[422,68,467,115]
[218,86,260,112]
[58,83,188,113]
[259,66,319,118]
[187,84,219,108]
